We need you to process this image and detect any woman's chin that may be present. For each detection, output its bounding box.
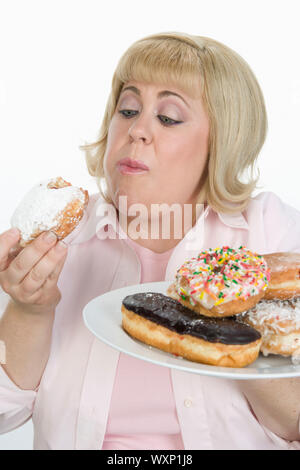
[111,188,150,209]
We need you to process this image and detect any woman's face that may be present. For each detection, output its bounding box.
[103,80,210,212]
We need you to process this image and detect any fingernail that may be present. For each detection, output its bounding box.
[55,240,67,252]
[44,231,57,243]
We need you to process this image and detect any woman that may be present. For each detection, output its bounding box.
[0,32,299,450]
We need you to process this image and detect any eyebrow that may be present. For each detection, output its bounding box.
[120,85,190,108]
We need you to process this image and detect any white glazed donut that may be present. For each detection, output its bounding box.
[262,252,300,300]
[11,177,89,247]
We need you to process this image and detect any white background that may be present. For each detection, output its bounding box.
[0,0,299,450]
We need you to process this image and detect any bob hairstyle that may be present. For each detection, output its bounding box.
[80,31,267,214]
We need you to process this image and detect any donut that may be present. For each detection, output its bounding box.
[262,252,300,300]
[122,292,262,368]
[240,297,300,360]
[167,246,270,318]
[11,177,89,247]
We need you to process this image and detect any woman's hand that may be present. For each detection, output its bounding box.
[0,228,68,315]
[0,228,68,389]
[238,378,300,442]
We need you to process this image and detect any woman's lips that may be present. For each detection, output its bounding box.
[117,157,149,175]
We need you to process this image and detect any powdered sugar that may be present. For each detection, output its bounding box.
[11,178,85,243]
[241,297,300,335]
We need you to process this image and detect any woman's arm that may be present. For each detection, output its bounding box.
[0,229,68,390]
[237,378,300,441]
[0,299,56,390]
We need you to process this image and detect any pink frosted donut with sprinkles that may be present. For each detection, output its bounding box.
[167,246,270,318]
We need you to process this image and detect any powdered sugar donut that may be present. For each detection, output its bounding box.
[11,177,89,247]
[167,246,270,318]
[262,252,300,300]
[240,297,300,360]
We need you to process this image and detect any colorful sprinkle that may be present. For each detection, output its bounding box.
[174,246,270,310]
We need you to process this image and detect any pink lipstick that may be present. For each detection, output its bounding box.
[117,157,149,175]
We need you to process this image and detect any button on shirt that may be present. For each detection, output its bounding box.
[102,236,184,450]
[0,191,300,450]
[184,398,193,408]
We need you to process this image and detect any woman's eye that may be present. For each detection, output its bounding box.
[158,115,182,126]
[118,110,182,126]
[119,109,138,118]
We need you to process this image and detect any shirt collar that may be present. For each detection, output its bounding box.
[216,210,249,230]
[65,193,249,246]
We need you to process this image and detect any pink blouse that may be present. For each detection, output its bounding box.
[0,191,300,450]
[102,238,184,450]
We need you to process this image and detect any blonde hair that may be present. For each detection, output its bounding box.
[80,31,267,214]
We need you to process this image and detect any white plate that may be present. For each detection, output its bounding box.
[83,281,300,380]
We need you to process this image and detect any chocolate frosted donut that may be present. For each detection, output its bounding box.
[122,293,262,368]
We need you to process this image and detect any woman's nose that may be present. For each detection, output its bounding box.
[128,112,153,144]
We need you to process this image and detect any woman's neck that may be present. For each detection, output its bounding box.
[126,235,181,254]
[117,202,205,254]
